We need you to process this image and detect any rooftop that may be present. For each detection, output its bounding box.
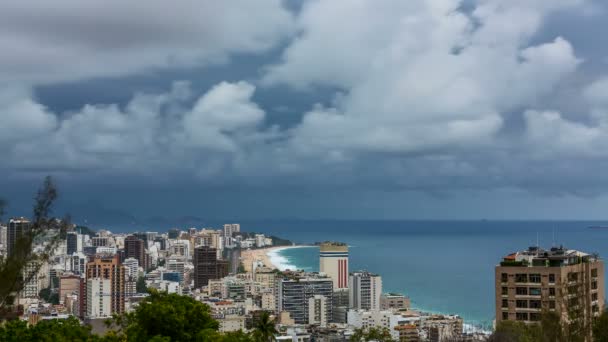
[499,246,600,267]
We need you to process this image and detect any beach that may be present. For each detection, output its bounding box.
[240,245,316,272]
[240,246,286,272]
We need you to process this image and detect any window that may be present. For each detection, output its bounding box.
[568,285,579,294]
[593,305,599,313]
[502,287,508,295]
[502,312,509,320]
[516,287,528,295]
[549,288,556,296]
[549,300,556,309]
[529,274,541,283]
[549,274,556,283]
[592,293,598,301]
[529,288,541,296]
[502,299,509,308]
[591,268,598,278]
[592,281,598,290]
[516,300,528,308]
[515,274,528,283]
[530,313,541,321]
[501,273,508,283]
[568,272,578,282]
[530,300,542,309]
[516,312,528,321]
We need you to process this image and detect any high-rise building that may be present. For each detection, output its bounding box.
[319,242,349,290]
[124,235,145,269]
[277,275,333,324]
[59,274,83,304]
[66,232,78,256]
[87,278,112,318]
[349,271,382,311]
[308,295,328,327]
[496,246,605,333]
[86,254,126,317]
[0,224,7,253]
[92,236,109,247]
[7,217,30,257]
[193,246,229,288]
[123,257,139,280]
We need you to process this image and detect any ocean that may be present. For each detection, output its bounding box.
[239,220,608,329]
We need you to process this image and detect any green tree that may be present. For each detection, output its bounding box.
[594,310,608,342]
[38,288,59,305]
[252,311,277,342]
[108,290,219,342]
[136,276,147,293]
[0,316,96,342]
[0,176,69,319]
[350,327,393,342]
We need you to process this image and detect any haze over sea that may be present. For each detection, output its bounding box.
[104,219,608,328]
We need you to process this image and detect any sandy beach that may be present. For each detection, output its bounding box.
[240,246,286,272]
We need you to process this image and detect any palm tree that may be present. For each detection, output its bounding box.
[253,311,278,342]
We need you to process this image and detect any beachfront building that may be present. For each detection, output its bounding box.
[319,242,349,323]
[495,246,605,333]
[380,293,411,311]
[349,271,382,311]
[308,295,328,327]
[277,274,333,324]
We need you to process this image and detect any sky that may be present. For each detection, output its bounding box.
[3,0,608,223]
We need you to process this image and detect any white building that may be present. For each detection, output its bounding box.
[308,295,328,327]
[255,234,266,248]
[169,240,190,259]
[219,315,246,332]
[123,258,139,280]
[349,271,382,311]
[87,278,112,318]
[319,242,348,290]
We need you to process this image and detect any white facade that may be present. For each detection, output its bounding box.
[169,240,190,259]
[349,272,382,311]
[87,278,112,318]
[219,315,246,332]
[123,257,139,279]
[308,295,327,327]
[347,309,419,341]
[319,242,349,290]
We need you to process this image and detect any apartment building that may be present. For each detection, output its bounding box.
[495,246,605,328]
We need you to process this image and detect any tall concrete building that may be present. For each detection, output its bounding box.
[308,295,328,327]
[124,235,146,269]
[66,231,78,256]
[193,246,229,288]
[86,254,126,317]
[320,242,349,323]
[319,242,349,290]
[7,217,30,257]
[496,246,605,333]
[87,278,112,318]
[0,224,7,254]
[349,271,382,311]
[277,275,333,324]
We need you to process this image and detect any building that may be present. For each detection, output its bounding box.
[86,254,126,317]
[319,242,348,290]
[193,246,229,288]
[124,235,146,269]
[21,261,48,299]
[381,293,411,311]
[86,278,112,318]
[7,217,30,257]
[496,246,605,331]
[66,232,78,256]
[350,271,382,311]
[308,295,328,327]
[277,275,333,324]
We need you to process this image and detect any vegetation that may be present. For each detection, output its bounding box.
[38,288,59,305]
[0,316,95,342]
[251,311,277,342]
[350,326,393,342]
[136,276,147,293]
[489,309,608,342]
[0,176,69,320]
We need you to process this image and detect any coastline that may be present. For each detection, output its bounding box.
[240,245,316,272]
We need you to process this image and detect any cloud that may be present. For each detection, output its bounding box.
[0,0,293,85]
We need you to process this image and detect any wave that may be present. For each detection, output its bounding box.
[266,246,316,271]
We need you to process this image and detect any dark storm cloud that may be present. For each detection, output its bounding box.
[3,0,608,219]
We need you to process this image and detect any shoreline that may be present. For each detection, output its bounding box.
[240,245,316,272]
